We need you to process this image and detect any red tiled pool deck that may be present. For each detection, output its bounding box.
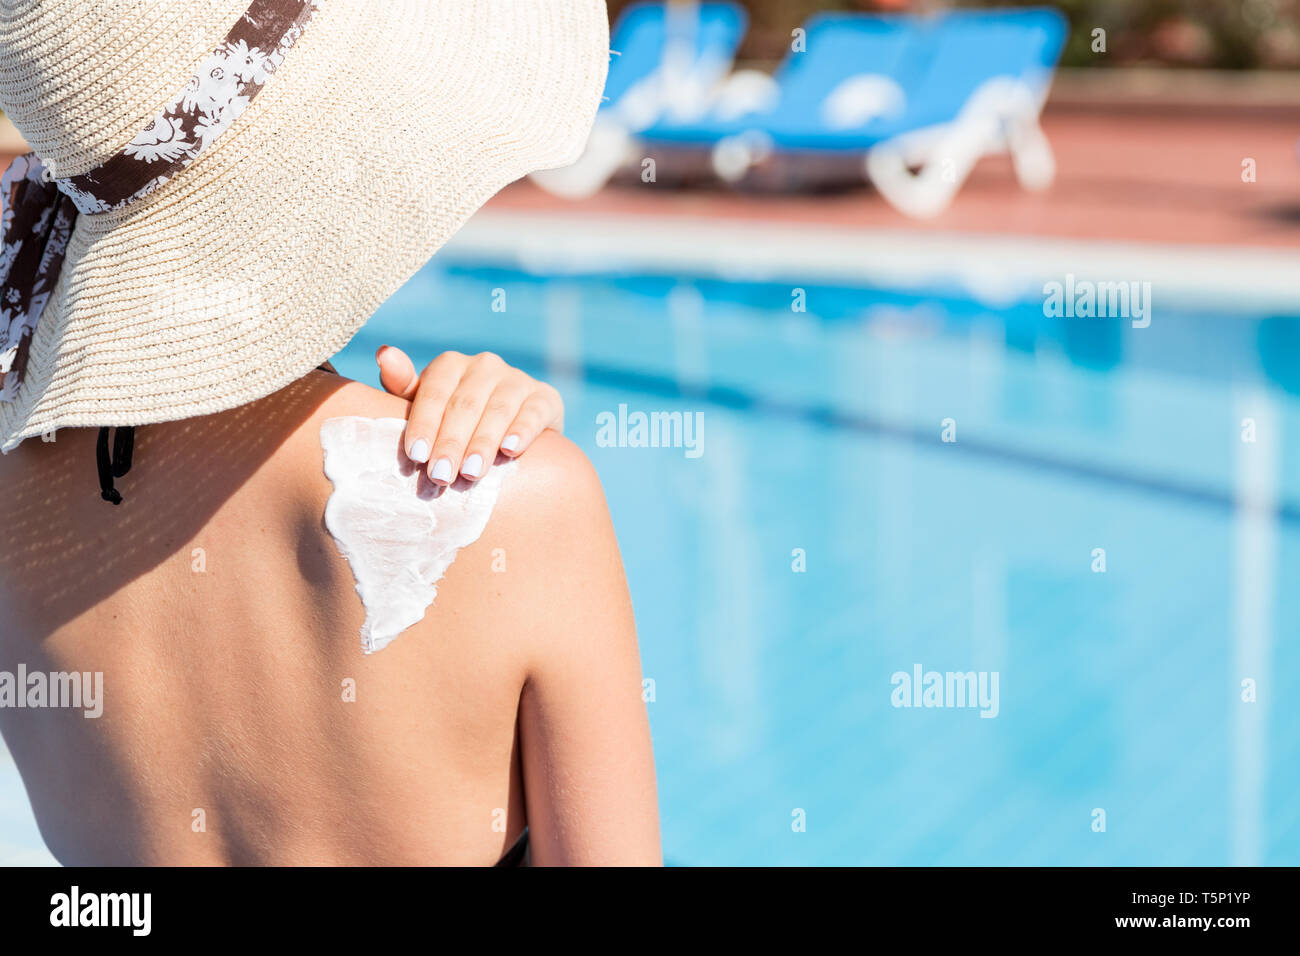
[486,108,1300,251]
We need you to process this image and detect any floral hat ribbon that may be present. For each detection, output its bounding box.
[0,0,321,403]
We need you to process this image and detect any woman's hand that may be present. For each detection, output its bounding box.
[376,345,564,485]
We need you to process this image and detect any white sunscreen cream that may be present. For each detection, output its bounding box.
[320,416,514,654]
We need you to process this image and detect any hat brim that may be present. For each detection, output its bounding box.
[1,0,608,451]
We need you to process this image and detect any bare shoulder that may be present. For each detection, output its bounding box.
[272,372,411,469]
[490,428,616,563]
[287,375,616,566]
[310,373,413,423]
[292,375,598,495]
[497,429,607,519]
[477,429,633,673]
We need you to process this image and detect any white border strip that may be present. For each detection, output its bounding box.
[447,209,1300,314]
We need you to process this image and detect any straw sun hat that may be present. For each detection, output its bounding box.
[0,0,608,452]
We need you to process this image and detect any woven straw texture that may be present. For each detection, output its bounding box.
[0,0,608,450]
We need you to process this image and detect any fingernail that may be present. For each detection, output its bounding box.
[430,458,453,483]
[376,344,391,360]
[502,434,520,453]
[408,438,430,463]
[461,453,483,479]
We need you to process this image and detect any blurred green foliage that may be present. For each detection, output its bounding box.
[606,0,1300,69]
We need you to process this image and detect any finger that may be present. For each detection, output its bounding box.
[402,351,468,465]
[425,357,503,484]
[459,382,531,480]
[500,386,564,457]
[376,345,419,399]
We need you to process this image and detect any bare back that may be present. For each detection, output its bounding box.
[0,370,660,865]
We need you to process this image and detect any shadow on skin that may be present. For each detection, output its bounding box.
[0,370,352,636]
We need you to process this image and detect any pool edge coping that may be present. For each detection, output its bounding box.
[446,209,1300,316]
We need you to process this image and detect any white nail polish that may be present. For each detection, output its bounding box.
[430,458,453,483]
[461,453,483,479]
[408,438,430,463]
[502,434,520,452]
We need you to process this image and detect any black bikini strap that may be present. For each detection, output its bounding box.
[494,827,530,867]
[96,426,135,505]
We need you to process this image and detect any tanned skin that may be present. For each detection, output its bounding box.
[0,370,661,865]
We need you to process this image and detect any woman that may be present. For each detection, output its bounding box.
[0,0,660,865]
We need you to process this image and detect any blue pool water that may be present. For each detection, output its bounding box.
[333,256,1300,866]
[3,253,1298,866]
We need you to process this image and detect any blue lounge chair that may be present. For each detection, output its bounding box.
[644,8,1069,217]
[643,14,920,151]
[864,8,1068,217]
[532,0,748,198]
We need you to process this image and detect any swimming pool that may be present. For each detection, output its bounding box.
[347,240,1300,866]
[3,228,1298,866]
